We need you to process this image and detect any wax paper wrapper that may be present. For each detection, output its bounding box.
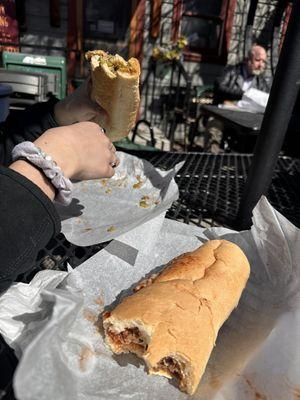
[1,197,300,400]
[57,151,183,246]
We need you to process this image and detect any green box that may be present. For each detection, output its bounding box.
[2,51,67,99]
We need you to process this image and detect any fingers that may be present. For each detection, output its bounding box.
[108,142,116,152]
[109,154,120,169]
[107,139,118,169]
[106,157,119,178]
[109,158,119,169]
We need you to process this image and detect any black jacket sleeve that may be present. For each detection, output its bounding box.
[0,166,61,294]
[213,65,244,104]
[0,98,59,166]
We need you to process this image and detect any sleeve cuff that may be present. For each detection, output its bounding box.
[0,166,61,235]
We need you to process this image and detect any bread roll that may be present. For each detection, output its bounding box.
[85,50,141,142]
[102,240,250,395]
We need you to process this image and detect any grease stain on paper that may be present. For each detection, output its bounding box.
[79,345,95,372]
[244,376,267,400]
[83,309,98,324]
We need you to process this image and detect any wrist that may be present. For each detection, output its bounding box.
[10,160,55,201]
[11,141,74,205]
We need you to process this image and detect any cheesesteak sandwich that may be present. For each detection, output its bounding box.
[103,240,250,395]
[85,50,141,142]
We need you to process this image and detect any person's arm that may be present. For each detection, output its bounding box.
[0,121,119,293]
[0,78,106,167]
[214,66,244,103]
[0,165,60,293]
[258,75,271,93]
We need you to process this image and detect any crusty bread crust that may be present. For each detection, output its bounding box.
[103,240,250,394]
[85,50,141,142]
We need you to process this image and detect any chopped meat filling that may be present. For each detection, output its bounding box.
[158,357,184,381]
[108,327,147,351]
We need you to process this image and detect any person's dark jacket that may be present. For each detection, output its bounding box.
[213,63,270,105]
[0,100,61,293]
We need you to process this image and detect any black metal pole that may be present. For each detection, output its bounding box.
[243,0,259,58]
[270,0,287,76]
[236,0,300,230]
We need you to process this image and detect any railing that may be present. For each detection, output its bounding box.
[136,57,193,150]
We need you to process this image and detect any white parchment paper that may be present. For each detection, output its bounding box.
[1,197,300,400]
[57,151,183,246]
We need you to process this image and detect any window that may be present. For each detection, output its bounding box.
[84,0,132,41]
[172,0,237,63]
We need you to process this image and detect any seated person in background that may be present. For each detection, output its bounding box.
[213,44,269,105]
[204,44,270,154]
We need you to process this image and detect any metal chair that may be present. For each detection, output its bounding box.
[134,58,193,151]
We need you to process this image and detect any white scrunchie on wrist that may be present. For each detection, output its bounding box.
[12,141,73,206]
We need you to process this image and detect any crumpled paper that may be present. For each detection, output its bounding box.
[0,197,300,400]
[56,151,183,246]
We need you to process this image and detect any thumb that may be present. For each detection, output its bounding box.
[91,106,109,126]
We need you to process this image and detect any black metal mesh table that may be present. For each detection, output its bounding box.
[132,151,300,227]
[24,151,300,278]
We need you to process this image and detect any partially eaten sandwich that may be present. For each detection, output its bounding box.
[103,240,250,395]
[85,50,141,142]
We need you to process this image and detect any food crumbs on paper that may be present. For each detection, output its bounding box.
[105,188,112,194]
[84,228,92,232]
[133,175,144,189]
[243,377,267,400]
[107,225,116,232]
[100,179,108,187]
[117,178,127,187]
[139,195,151,208]
[79,345,95,372]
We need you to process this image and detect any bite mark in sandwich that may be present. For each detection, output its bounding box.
[102,240,250,394]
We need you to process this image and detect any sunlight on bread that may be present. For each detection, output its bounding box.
[103,240,250,395]
[86,50,141,142]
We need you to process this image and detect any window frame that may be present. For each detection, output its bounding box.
[172,0,237,64]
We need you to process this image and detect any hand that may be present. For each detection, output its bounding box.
[54,78,108,126]
[223,100,236,106]
[34,121,119,180]
[10,122,119,201]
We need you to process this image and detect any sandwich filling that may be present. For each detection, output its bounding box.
[87,50,137,74]
[156,357,184,380]
[107,326,148,354]
[106,324,188,390]
[155,356,188,391]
